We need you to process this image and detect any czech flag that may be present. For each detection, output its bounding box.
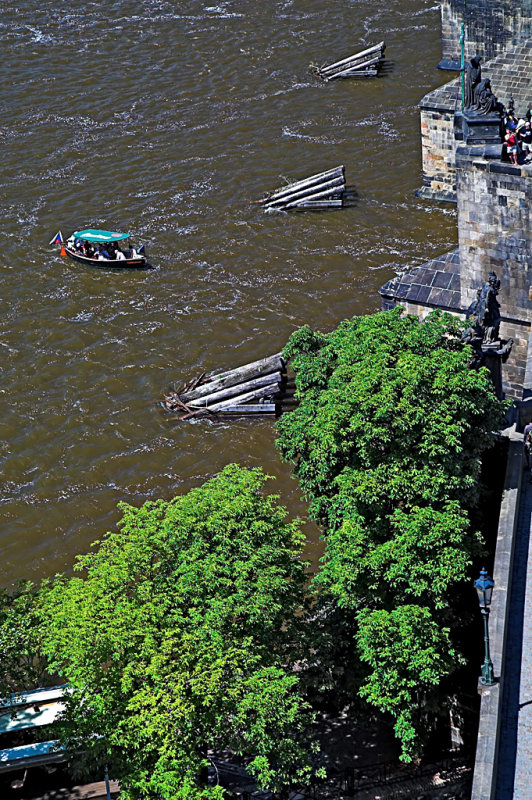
[49,231,63,245]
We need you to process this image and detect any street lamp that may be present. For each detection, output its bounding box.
[460,22,465,111]
[474,568,496,686]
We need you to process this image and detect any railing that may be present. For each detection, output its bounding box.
[220,753,471,799]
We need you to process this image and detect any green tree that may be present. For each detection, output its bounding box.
[356,606,458,762]
[37,464,313,799]
[0,583,47,700]
[276,308,507,759]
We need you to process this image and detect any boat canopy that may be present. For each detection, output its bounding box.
[73,229,130,242]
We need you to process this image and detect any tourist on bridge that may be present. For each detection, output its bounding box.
[504,129,518,165]
[504,108,518,131]
[518,120,532,159]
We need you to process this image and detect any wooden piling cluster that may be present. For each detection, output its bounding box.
[162,354,289,420]
[258,165,346,211]
[316,41,386,80]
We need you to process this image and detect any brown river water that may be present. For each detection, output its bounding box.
[0,0,457,584]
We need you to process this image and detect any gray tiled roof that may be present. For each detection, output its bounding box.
[419,80,459,112]
[380,249,462,311]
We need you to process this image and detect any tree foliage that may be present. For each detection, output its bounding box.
[0,583,47,700]
[35,465,313,799]
[356,606,458,759]
[276,308,507,759]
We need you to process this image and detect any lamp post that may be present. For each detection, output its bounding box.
[460,22,465,111]
[104,765,112,800]
[474,568,495,686]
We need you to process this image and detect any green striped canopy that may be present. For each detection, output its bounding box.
[73,229,130,242]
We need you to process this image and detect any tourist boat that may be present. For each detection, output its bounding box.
[51,229,148,268]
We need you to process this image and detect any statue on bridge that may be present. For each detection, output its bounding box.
[463,273,513,396]
[464,56,482,110]
[466,271,502,343]
[472,78,502,116]
[463,55,502,118]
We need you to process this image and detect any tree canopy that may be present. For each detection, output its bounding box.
[0,583,46,700]
[276,308,507,759]
[34,465,313,799]
[0,308,508,782]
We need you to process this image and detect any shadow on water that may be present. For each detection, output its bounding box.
[341,186,359,207]
[378,60,397,75]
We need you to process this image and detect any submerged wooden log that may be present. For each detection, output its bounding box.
[323,56,381,81]
[206,352,283,382]
[206,382,281,412]
[263,166,344,205]
[259,166,346,212]
[291,199,343,209]
[333,68,378,79]
[284,185,344,209]
[217,404,276,414]
[188,371,283,408]
[163,350,290,419]
[265,175,345,209]
[180,354,284,403]
[318,41,385,80]
[319,41,385,73]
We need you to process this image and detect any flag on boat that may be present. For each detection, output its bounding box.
[49,231,63,245]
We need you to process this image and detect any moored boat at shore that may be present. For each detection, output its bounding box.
[50,229,149,269]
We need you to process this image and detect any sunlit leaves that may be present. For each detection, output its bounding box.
[37,465,312,799]
[276,308,507,760]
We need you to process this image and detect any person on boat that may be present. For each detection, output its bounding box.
[98,244,110,260]
[130,244,145,259]
[85,242,95,258]
[115,248,126,261]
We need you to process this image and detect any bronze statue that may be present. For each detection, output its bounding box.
[464,56,482,110]
[472,79,501,116]
[465,271,501,343]
[462,273,512,387]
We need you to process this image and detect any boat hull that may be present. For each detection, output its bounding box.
[64,247,148,269]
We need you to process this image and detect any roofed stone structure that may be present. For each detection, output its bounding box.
[380,250,461,314]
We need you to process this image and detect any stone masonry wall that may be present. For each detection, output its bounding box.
[456,147,532,320]
[440,0,532,68]
[500,318,530,399]
[419,82,459,202]
[440,0,465,68]
[455,147,532,396]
